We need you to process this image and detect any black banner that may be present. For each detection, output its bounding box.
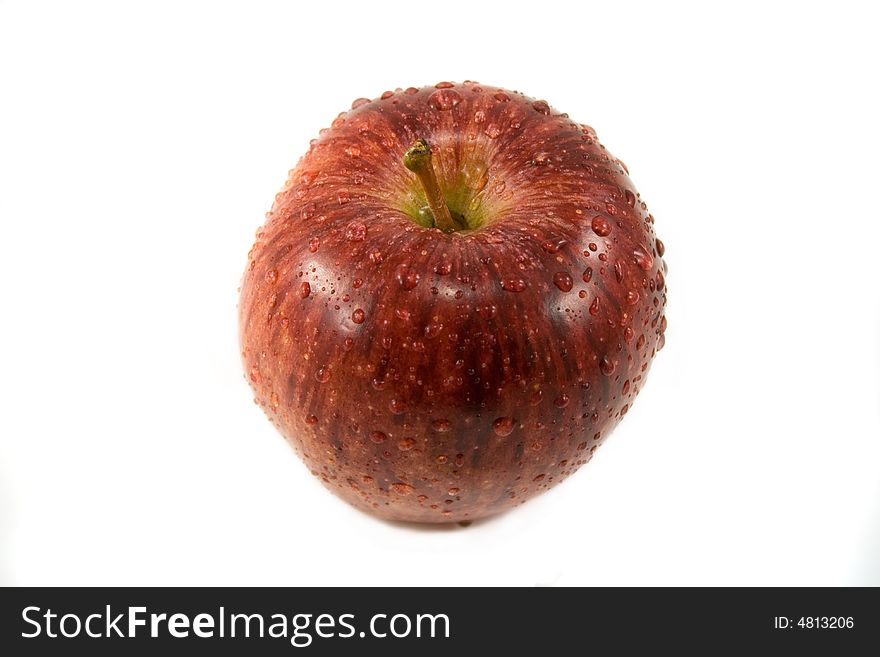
[0,587,877,654]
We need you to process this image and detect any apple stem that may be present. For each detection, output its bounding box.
[403,139,457,233]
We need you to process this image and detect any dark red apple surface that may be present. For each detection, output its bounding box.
[239,82,667,523]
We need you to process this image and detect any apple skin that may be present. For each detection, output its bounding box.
[239,82,667,523]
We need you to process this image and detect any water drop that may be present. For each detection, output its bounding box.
[591,216,611,236]
[435,81,454,89]
[600,355,616,376]
[305,414,318,425]
[352,308,366,324]
[501,278,527,292]
[370,431,387,444]
[392,483,414,495]
[428,89,462,111]
[633,247,654,270]
[624,189,636,207]
[656,239,666,257]
[532,100,550,115]
[308,237,320,253]
[300,282,311,298]
[553,272,573,292]
[589,297,600,316]
[432,419,451,432]
[493,417,515,436]
[390,398,407,414]
[315,366,331,383]
[582,267,593,283]
[484,123,502,138]
[396,264,421,290]
[626,290,640,305]
[351,97,370,109]
[265,268,278,284]
[448,487,460,496]
[398,437,417,451]
[553,394,570,408]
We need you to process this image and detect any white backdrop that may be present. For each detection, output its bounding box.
[1,0,878,586]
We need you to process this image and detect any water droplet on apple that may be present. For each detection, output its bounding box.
[553,394,570,408]
[308,237,320,253]
[553,272,573,292]
[396,264,421,290]
[589,297,601,316]
[428,89,462,111]
[305,414,318,425]
[614,262,624,282]
[626,290,640,305]
[624,189,636,207]
[492,417,514,436]
[501,278,526,292]
[370,431,387,444]
[656,238,666,257]
[494,91,510,102]
[392,483,415,495]
[484,123,502,138]
[300,282,311,298]
[582,267,593,283]
[398,437,417,451]
[435,81,454,89]
[532,100,550,115]
[600,355,616,375]
[315,366,331,383]
[541,238,565,254]
[350,97,370,109]
[436,454,448,464]
[352,308,366,324]
[346,222,367,241]
[265,268,278,284]
[390,398,407,414]
[591,216,612,236]
[432,419,451,432]
[633,247,654,270]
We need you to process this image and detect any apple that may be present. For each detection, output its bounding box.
[239,82,667,523]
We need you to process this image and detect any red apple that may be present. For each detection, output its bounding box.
[239,81,667,523]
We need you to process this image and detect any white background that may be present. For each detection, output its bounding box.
[1,0,878,586]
